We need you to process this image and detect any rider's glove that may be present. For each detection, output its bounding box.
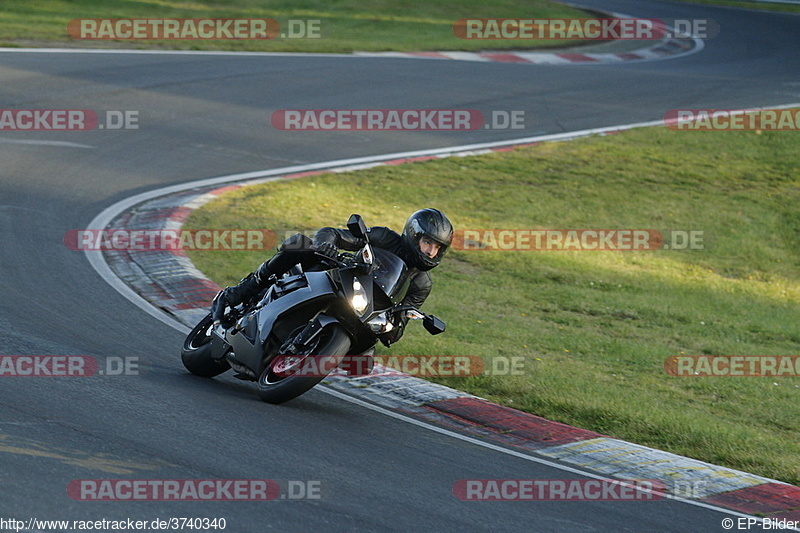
[312,241,338,260]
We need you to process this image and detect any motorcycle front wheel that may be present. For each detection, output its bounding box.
[257,325,351,404]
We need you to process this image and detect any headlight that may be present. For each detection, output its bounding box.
[351,279,369,316]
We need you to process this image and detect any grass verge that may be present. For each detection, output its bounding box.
[668,0,800,13]
[0,0,593,53]
[184,124,800,485]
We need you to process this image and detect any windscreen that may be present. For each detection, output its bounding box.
[371,248,409,303]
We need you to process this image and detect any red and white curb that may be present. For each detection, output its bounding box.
[354,37,699,65]
[353,5,703,65]
[87,122,800,526]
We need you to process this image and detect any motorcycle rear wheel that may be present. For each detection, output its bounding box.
[181,313,231,378]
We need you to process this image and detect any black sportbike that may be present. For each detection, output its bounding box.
[180,214,445,404]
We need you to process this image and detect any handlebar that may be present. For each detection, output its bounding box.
[313,250,372,272]
[313,251,347,267]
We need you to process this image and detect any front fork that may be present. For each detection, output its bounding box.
[278,313,342,354]
[277,313,375,377]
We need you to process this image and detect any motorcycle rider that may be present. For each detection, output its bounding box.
[211,208,454,344]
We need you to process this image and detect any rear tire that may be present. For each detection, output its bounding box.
[257,325,351,404]
[181,314,231,378]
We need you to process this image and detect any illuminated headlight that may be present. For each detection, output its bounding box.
[351,279,369,316]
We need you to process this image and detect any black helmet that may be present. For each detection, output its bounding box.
[401,208,454,270]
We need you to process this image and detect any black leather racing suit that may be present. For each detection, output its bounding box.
[220,226,433,344]
[312,226,433,310]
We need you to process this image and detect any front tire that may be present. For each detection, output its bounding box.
[257,325,351,404]
[181,314,230,377]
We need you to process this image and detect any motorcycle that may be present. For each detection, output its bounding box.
[180,214,446,404]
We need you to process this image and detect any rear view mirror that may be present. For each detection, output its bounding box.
[423,315,446,335]
[347,214,369,241]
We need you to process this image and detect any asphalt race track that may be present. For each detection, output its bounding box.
[0,0,798,531]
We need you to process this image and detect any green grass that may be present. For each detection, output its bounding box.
[0,0,593,52]
[668,0,800,14]
[184,124,800,485]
